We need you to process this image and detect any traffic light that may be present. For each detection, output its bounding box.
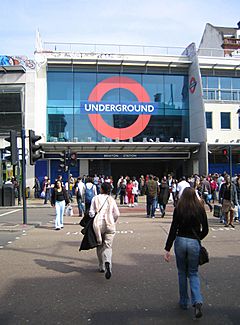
[70,152,77,167]
[29,130,42,165]
[222,148,228,157]
[4,130,18,165]
[59,150,68,172]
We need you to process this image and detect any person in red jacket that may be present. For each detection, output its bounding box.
[210,176,218,203]
[126,179,134,207]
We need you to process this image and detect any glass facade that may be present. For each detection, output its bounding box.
[202,76,240,101]
[47,69,189,142]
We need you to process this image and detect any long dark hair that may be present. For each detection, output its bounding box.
[101,182,111,194]
[176,187,205,223]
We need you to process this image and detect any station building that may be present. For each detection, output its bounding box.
[1,22,240,188]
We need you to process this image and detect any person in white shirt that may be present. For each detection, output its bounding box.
[115,176,124,199]
[132,176,139,205]
[177,176,190,198]
[89,182,120,280]
[75,177,86,217]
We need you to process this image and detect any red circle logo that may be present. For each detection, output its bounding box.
[189,76,197,94]
[88,76,151,140]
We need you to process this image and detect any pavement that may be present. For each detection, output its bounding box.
[0,198,240,324]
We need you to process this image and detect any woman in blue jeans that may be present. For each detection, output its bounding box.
[164,187,209,318]
[51,181,70,230]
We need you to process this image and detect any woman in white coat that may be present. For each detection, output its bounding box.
[89,182,120,279]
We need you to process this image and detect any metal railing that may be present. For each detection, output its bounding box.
[42,41,240,58]
[43,42,187,56]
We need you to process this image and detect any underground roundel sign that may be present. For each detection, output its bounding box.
[88,76,151,140]
[189,76,197,94]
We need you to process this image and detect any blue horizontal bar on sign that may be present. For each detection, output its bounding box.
[45,153,190,159]
[80,101,158,115]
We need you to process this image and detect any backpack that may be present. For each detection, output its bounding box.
[120,182,126,190]
[85,185,94,203]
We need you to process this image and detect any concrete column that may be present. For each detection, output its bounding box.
[192,159,199,175]
[80,159,89,176]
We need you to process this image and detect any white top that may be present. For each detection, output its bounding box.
[77,181,86,197]
[177,180,190,198]
[132,180,139,194]
[89,194,120,223]
[85,182,97,196]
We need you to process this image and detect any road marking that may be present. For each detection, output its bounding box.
[0,209,19,217]
[211,227,236,232]
[116,230,134,234]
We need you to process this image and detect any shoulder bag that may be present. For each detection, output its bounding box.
[192,228,209,266]
[80,196,109,228]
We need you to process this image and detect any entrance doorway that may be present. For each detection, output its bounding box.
[89,158,184,186]
[111,159,183,181]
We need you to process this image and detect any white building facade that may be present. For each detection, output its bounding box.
[0,23,240,188]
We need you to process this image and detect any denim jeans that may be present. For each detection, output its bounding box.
[174,236,203,307]
[77,198,85,216]
[235,204,240,221]
[55,200,65,229]
[160,204,166,214]
[146,196,156,217]
[44,190,51,204]
[203,193,212,211]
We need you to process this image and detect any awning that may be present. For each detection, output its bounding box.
[41,141,200,159]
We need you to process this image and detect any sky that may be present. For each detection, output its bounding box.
[1,0,240,59]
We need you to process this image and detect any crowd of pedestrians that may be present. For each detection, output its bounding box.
[123,172,239,226]
[27,170,240,319]
[33,171,240,227]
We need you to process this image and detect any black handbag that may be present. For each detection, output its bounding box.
[79,212,91,228]
[199,246,209,265]
[192,228,209,266]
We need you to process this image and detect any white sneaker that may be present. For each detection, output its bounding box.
[128,204,131,207]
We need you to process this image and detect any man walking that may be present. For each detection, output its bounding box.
[219,174,238,228]
[145,175,159,218]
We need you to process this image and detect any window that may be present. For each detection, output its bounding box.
[221,90,232,100]
[0,92,22,133]
[202,76,240,102]
[47,70,190,142]
[208,76,218,88]
[220,77,231,89]
[205,112,212,129]
[221,112,231,129]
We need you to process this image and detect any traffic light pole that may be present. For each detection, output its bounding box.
[21,128,27,224]
[68,148,71,197]
[229,145,232,181]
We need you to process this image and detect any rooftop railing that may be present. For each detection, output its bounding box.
[42,42,240,58]
[43,42,187,56]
